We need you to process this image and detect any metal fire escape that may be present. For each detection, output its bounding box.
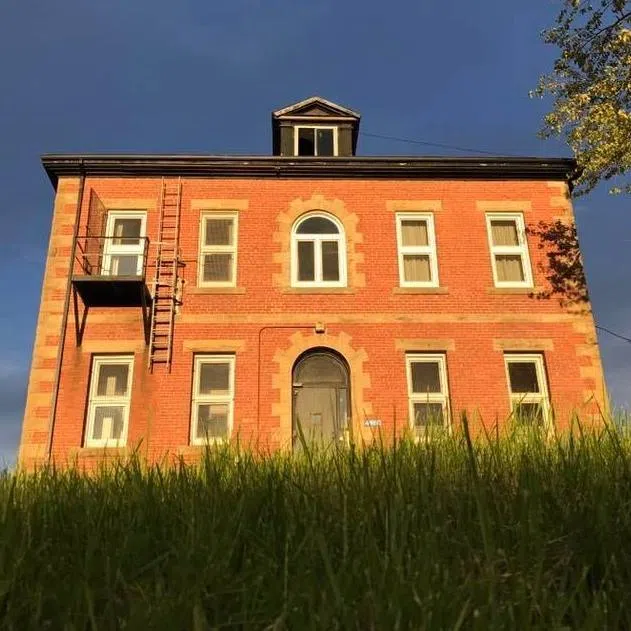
[148,177,182,372]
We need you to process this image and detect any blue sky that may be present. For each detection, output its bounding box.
[0,0,629,465]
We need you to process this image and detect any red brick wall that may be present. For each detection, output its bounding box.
[21,177,606,468]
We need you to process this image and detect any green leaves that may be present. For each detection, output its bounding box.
[536,1,631,195]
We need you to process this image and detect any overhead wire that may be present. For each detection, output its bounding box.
[360,130,517,156]
[595,325,631,344]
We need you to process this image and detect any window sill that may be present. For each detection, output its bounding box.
[188,286,246,295]
[393,287,448,295]
[282,287,356,295]
[176,444,228,456]
[74,446,129,457]
[487,286,537,295]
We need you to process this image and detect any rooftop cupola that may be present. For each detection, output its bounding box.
[272,96,361,157]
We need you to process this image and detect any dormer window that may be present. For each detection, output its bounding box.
[295,126,338,157]
[272,97,360,157]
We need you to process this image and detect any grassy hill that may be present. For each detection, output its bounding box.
[2,420,631,629]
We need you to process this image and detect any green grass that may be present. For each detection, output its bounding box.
[3,419,631,629]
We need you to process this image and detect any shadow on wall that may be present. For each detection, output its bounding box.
[527,219,589,308]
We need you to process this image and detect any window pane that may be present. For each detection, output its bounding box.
[410,361,441,393]
[513,402,544,425]
[403,255,431,282]
[316,129,334,156]
[197,404,229,439]
[204,218,234,246]
[96,364,129,397]
[338,388,349,429]
[507,361,540,393]
[297,128,315,156]
[198,362,231,396]
[296,217,338,234]
[203,253,233,283]
[297,241,315,281]
[110,255,140,276]
[401,220,429,246]
[112,218,142,245]
[295,354,347,385]
[491,220,519,246]
[321,241,340,281]
[413,403,444,428]
[495,255,525,282]
[92,405,125,440]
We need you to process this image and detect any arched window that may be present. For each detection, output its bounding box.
[291,213,346,287]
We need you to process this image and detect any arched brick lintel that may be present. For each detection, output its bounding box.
[271,331,373,449]
[272,193,365,289]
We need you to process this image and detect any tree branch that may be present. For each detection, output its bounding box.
[579,9,631,51]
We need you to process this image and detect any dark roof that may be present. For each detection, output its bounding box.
[41,154,578,189]
[272,96,360,120]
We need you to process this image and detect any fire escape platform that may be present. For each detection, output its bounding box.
[72,275,151,308]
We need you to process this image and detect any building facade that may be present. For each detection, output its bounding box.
[18,97,607,469]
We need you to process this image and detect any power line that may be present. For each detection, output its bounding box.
[596,325,631,344]
[360,130,513,157]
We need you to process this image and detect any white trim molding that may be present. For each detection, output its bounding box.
[293,125,339,157]
[504,353,551,425]
[198,212,238,287]
[405,353,451,435]
[395,212,439,287]
[190,354,236,445]
[84,355,134,448]
[291,212,347,288]
[485,212,533,288]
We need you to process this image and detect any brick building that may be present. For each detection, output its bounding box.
[18,96,607,468]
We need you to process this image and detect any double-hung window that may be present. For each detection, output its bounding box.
[396,213,439,286]
[504,353,550,425]
[291,214,346,287]
[191,355,235,444]
[486,213,533,287]
[295,126,338,156]
[101,211,146,276]
[198,213,238,286]
[85,355,134,447]
[406,354,450,434]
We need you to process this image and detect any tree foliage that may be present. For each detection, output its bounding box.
[535,1,631,195]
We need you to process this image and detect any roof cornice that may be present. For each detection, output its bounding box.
[41,154,578,188]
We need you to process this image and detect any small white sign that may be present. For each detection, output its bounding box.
[364,418,382,428]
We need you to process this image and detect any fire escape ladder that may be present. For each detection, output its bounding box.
[148,177,182,372]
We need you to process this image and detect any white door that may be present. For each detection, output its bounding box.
[101,212,147,276]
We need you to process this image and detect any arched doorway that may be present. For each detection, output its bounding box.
[292,349,350,448]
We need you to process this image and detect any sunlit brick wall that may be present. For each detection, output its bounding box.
[20,176,606,469]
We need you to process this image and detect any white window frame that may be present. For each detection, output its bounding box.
[197,212,238,287]
[294,125,339,157]
[405,353,451,433]
[291,212,347,288]
[485,212,533,288]
[504,353,550,424]
[84,355,134,448]
[101,211,147,276]
[395,212,439,287]
[190,354,236,445]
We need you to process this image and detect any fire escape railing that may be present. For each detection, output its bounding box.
[73,233,151,278]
